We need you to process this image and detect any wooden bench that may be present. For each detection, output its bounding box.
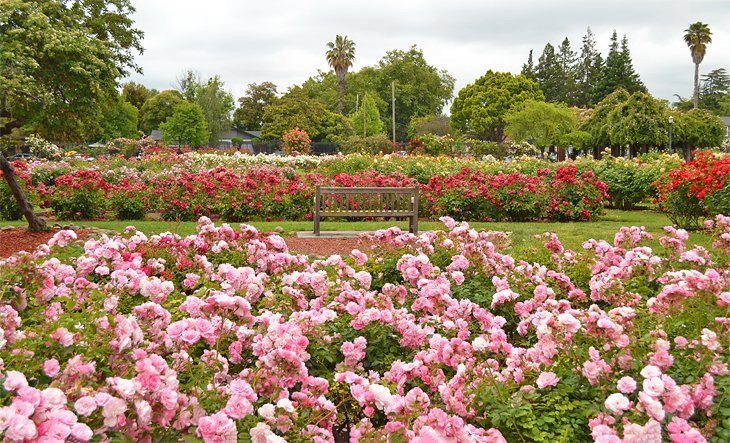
[313,186,419,236]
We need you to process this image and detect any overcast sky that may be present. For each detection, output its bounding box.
[123,0,729,108]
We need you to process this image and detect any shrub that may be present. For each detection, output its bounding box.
[281,127,312,156]
[0,181,22,220]
[109,177,150,220]
[654,151,730,228]
[41,169,109,220]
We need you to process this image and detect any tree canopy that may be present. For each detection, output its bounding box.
[94,95,139,141]
[174,71,234,146]
[159,102,209,148]
[375,46,455,141]
[672,108,725,159]
[350,93,384,137]
[139,90,185,134]
[450,71,544,141]
[260,88,352,141]
[0,0,143,143]
[233,82,278,130]
[504,100,578,149]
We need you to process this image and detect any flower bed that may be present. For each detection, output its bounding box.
[0,216,729,441]
[654,152,730,228]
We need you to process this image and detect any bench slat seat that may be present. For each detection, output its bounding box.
[314,186,418,236]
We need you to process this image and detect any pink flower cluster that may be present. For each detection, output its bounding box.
[0,214,729,441]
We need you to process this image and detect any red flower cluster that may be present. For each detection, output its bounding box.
[422,165,609,222]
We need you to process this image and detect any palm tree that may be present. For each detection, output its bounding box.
[684,22,712,109]
[325,35,356,115]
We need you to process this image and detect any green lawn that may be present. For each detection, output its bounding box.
[0,209,713,257]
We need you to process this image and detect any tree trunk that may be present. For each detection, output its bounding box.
[337,78,345,115]
[693,62,700,109]
[0,154,47,232]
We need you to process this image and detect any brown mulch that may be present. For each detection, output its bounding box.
[0,228,90,259]
[283,236,377,257]
[0,228,376,259]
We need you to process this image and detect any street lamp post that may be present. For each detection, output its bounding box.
[668,116,674,155]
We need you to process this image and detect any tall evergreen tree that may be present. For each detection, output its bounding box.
[535,43,564,103]
[592,31,645,104]
[521,50,536,81]
[699,68,729,113]
[575,28,603,107]
[557,37,578,105]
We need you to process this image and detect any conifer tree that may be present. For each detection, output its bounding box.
[557,37,578,105]
[575,28,603,107]
[592,31,645,104]
[535,43,564,103]
[521,50,536,81]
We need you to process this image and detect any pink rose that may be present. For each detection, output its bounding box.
[3,371,28,391]
[74,396,98,417]
[5,415,37,441]
[42,359,60,377]
[604,393,630,415]
[536,371,559,389]
[70,422,93,442]
[617,376,637,394]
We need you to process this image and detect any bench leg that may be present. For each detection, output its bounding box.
[314,214,320,236]
[410,216,418,235]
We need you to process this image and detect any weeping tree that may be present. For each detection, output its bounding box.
[0,0,143,231]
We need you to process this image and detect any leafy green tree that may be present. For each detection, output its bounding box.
[450,71,544,141]
[407,114,450,139]
[504,100,578,151]
[592,31,645,104]
[606,91,668,157]
[233,82,278,130]
[176,69,201,102]
[684,22,713,109]
[95,95,139,141]
[0,0,142,231]
[374,46,455,141]
[195,76,235,146]
[121,82,151,111]
[1,0,143,142]
[173,72,234,145]
[261,88,352,141]
[350,93,384,137]
[325,35,356,115]
[673,108,726,159]
[139,90,185,134]
[581,88,631,155]
[575,27,604,107]
[159,102,209,147]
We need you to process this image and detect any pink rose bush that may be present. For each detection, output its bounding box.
[0,215,729,441]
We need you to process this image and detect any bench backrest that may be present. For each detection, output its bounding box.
[314,186,418,215]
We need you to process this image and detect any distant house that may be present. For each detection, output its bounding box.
[219,127,261,150]
[720,116,730,138]
[149,127,261,149]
